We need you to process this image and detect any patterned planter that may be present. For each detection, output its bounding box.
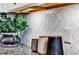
[0,32,21,47]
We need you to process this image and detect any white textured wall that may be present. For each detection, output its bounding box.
[54,4,79,55]
[21,4,79,55]
[22,10,64,45]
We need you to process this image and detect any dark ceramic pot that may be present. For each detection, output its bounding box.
[47,36,64,55]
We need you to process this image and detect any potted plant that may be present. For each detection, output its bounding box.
[0,13,28,46]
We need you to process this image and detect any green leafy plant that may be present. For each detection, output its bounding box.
[0,13,28,33]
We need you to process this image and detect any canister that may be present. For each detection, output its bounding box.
[31,38,38,52]
[47,36,64,55]
[38,36,48,55]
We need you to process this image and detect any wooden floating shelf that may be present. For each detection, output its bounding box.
[14,3,77,13]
